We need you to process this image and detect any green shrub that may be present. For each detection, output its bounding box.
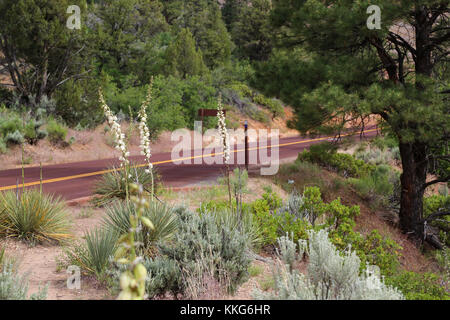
[278,212,312,243]
[276,187,401,276]
[371,135,398,151]
[349,165,400,207]
[225,208,263,247]
[246,104,270,124]
[54,78,104,129]
[424,195,450,216]
[250,199,280,246]
[62,228,118,279]
[0,189,71,244]
[145,206,251,298]
[144,256,183,298]
[229,82,253,99]
[355,230,402,276]
[298,142,375,178]
[103,200,178,255]
[23,120,44,144]
[5,130,24,145]
[254,230,404,300]
[253,94,284,118]
[93,165,157,206]
[261,186,283,211]
[324,197,401,276]
[46,119,67,144]
[250,200,312,246]
[0,264,47,300]
[423,195,450,246]
[0,115,21,137]
[0,138,6,154]
[385,271,449,300]
[197,200,262,249]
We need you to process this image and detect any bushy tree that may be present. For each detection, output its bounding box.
[222,0,246,31]
[255,0,450,246]
[0,0,91,106]
[91,0,168,84]
[163,0,233,68]
[231,0,273,60]
[165,28,207,79]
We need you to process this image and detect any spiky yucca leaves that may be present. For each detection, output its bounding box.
[0,189,71,244]
[63,228,118,279]
[92,164,158,207]
[103,200,178,256]
[206,208,262,250]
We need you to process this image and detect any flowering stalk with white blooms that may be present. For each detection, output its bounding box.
[217,93,232,204]
[138,78,155,199]
[99,88,131,198]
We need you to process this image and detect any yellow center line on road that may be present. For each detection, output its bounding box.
[0,128,377,192]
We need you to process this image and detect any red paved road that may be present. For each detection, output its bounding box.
[0,129,377,200]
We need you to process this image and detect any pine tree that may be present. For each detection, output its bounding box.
[255,0,450,246]
[92,0,168,78]
[163,0,233,68]
[0,0,90,105]
[165,28,207,79]
[222,0,246,31]
[232,0,273,60]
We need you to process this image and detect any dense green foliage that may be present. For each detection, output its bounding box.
[423,195,450,246]
[46,119,68,145]
[0,0,287,144]
[0,107,48,148]
[385,271,449,300]
[298,142,375,178]
[244,185,402,276]
[253,0,449,241]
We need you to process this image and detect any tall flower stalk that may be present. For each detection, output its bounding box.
[99,88,131,199]
[217,94,232,204]
[115,183,154,300]
[138,78,155,199]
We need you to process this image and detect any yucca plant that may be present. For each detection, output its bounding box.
[92,165,158,207]
[103,200,178,256]
[0,189,71,244]
[207,208,262,250]
[63,228,119,280]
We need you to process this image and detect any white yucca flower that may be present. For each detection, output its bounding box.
[138,79,153,168]
[216,93,230,164]
[137,78,155,199]
[99,88,129,167]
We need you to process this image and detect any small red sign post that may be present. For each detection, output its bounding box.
[198,108,226,123]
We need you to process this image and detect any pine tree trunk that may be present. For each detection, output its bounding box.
[398,142,428,243]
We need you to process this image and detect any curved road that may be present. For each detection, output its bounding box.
[0,128,377,200]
